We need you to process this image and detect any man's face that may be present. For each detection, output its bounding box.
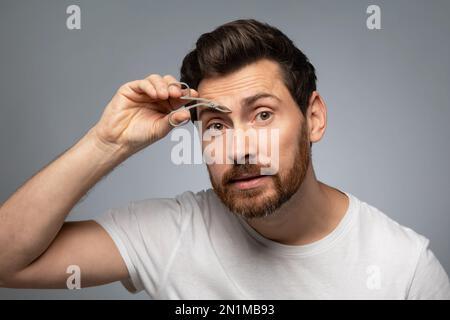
[197,59,311,220]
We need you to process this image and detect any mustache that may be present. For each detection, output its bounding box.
[222,163,270,185]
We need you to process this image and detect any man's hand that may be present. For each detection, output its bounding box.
[93,74,198,156]
[0,73,197,288]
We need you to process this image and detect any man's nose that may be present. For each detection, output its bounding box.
[225,124,259,165]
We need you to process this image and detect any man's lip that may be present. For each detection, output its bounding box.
[229,175,269,190]
[229,173,262,182]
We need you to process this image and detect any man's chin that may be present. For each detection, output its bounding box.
[220,184,281,219]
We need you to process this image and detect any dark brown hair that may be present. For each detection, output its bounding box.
[180,19,317,122]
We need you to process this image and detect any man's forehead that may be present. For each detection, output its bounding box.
[198,60,284,100]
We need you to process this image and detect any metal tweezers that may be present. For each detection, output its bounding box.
[167,82,232,127]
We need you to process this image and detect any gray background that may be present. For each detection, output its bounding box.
[0,0,449,299]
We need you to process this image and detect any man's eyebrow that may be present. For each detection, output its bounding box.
[242,92,281,107]
[198,92,281,120]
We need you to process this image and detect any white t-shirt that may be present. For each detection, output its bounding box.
[95,189,450,299]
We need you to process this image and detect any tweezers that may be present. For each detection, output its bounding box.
[167,81,232,127]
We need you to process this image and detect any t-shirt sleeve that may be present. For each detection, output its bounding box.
[94,195,188,297]
[407,239,450,300]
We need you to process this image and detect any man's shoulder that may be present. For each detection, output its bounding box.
[129,188,219,216]
[350,193,429,257]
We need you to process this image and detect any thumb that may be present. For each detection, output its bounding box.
[167,108,191,127]
[189,89,199,98]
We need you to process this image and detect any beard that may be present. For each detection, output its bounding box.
[208,123,311,220]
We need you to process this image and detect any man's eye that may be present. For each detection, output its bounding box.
[206,122,224,131]
[255,111,273,122]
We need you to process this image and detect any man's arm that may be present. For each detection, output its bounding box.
[407,240,450,299]
[0,74,194,288]
[0,129,129,287]
[1,221,128,288]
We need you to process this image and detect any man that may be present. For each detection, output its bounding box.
[0,19,448,299]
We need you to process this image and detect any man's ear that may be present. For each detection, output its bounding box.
[306,91,327,144]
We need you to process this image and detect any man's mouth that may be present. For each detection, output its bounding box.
[228,173,269,190]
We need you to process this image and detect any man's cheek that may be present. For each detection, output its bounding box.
[270,137,294,176]
[259,128,280,175]
[208,165,223,185]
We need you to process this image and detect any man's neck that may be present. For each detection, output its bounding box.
[246,165,349,246]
